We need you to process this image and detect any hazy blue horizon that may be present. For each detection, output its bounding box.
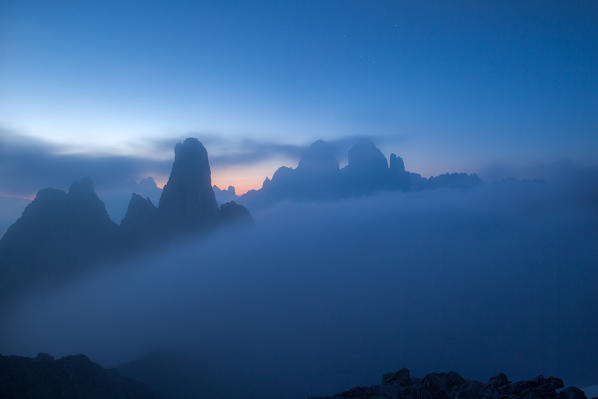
[2,1,597,194]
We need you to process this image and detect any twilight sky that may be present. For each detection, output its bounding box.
[1,1,597,193]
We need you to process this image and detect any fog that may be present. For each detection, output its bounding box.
[1,179,597,398]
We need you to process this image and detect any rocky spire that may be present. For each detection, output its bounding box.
[389,153,406,173]
[158,138,219,231]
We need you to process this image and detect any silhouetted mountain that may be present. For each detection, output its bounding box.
[340,138,396,194]
[241,141,341,207]
[296,139,339,174]
[121,138,251,245]
[120,194,160,248]
[345,138,388,174]
[240,138,479,209]
[0,353,162,399]
[0,179,119,300]
[310,368,587,399]
[0,138,251,302]
[158,138,219,232]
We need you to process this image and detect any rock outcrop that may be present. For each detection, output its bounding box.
[0,353,162,399]
[310,369,588,399]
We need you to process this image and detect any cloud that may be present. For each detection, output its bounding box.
[0,128,409,231]
[1,178,597,398]
[143,133,408,168]
[0,128,171,195]
[0,126,409,197]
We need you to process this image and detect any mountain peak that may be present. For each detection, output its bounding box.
[158,138,218,230]
[347,139,388,173]
[297,140,339,174]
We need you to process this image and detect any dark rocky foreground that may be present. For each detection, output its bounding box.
[1,354,593,399]
[0,353,162,399]
[310,368,592,399]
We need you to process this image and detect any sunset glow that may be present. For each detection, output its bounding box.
[0,192,35,201]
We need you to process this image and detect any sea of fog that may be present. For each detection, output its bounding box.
[1,180,597,398]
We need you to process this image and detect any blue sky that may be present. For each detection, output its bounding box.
[1,0,597,192]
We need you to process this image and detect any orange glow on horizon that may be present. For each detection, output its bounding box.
[212,178,259,196]
[152,177,167,189]
[144,159,295,196]
[212,159,291,195]
[142,173,261,195]
[211,171,262,195]
[0,192,35,201]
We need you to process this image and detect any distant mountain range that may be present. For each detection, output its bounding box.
[0,138,251,303]
[237,138,481,209]
[144,138,482,211]
[0,137,481,303]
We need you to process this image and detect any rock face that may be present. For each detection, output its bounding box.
[310,369,584,399]
[0,138,251,302]
[159,138,219,232]
[0,353,162,399]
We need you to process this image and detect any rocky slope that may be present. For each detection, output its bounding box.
[310,368,592,399]
[0,353,162,399]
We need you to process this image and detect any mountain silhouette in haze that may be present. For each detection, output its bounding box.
[158,138,219,231]
[240,138,481,208]
[0,352,162,399]
[0,138,251,302]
